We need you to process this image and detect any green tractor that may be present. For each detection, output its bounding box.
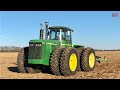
[17,22,96,76]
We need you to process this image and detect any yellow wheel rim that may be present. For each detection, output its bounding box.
[69,53,77,71]
[89,53,95,68]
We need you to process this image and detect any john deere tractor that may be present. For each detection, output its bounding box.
[17,22,96,76]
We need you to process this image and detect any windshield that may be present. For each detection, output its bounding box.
[50,30,56,40]
[49,29,65,40]
[48,29,71,41]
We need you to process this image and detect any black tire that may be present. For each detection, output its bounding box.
[17,47,42,73]
[60,47,79,76]
[76,47,84,71]
[80,47,96,71]
[17,47,28,73]
[50,47,64,75]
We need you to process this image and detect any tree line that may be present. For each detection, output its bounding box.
[0,46,21,52]
[95,49,120,51]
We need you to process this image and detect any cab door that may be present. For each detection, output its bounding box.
[65,30,72,47]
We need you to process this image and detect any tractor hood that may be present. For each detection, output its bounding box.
[29,39,59,45]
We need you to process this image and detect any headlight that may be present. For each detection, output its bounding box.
[36,44,41,46]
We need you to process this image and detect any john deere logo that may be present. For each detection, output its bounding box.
[112,12,119,17]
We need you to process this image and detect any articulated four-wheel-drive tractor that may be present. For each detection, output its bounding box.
[17,22,105,76]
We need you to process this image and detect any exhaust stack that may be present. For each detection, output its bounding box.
[45,21,48,40]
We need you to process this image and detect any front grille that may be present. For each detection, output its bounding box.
[28,42,42,59]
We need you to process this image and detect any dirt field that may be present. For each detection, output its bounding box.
[0,51,120,79]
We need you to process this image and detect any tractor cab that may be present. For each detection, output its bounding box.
[47,26,73,45]
[46,26,73,47]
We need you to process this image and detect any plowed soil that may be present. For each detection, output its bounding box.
[0,51,120,79]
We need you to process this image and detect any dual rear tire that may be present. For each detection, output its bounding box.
[80,47,96,71]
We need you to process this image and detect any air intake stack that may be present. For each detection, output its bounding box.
[40,24,44,39]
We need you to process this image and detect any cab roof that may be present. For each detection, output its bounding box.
[48,26,73,32]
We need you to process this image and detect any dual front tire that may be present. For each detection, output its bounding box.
[50,47,96,76]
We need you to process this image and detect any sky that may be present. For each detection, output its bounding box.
[0,11,120,49]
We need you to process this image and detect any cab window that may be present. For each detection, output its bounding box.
[50,30,56,40]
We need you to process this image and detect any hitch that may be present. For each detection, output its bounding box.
[96,56,107,63]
